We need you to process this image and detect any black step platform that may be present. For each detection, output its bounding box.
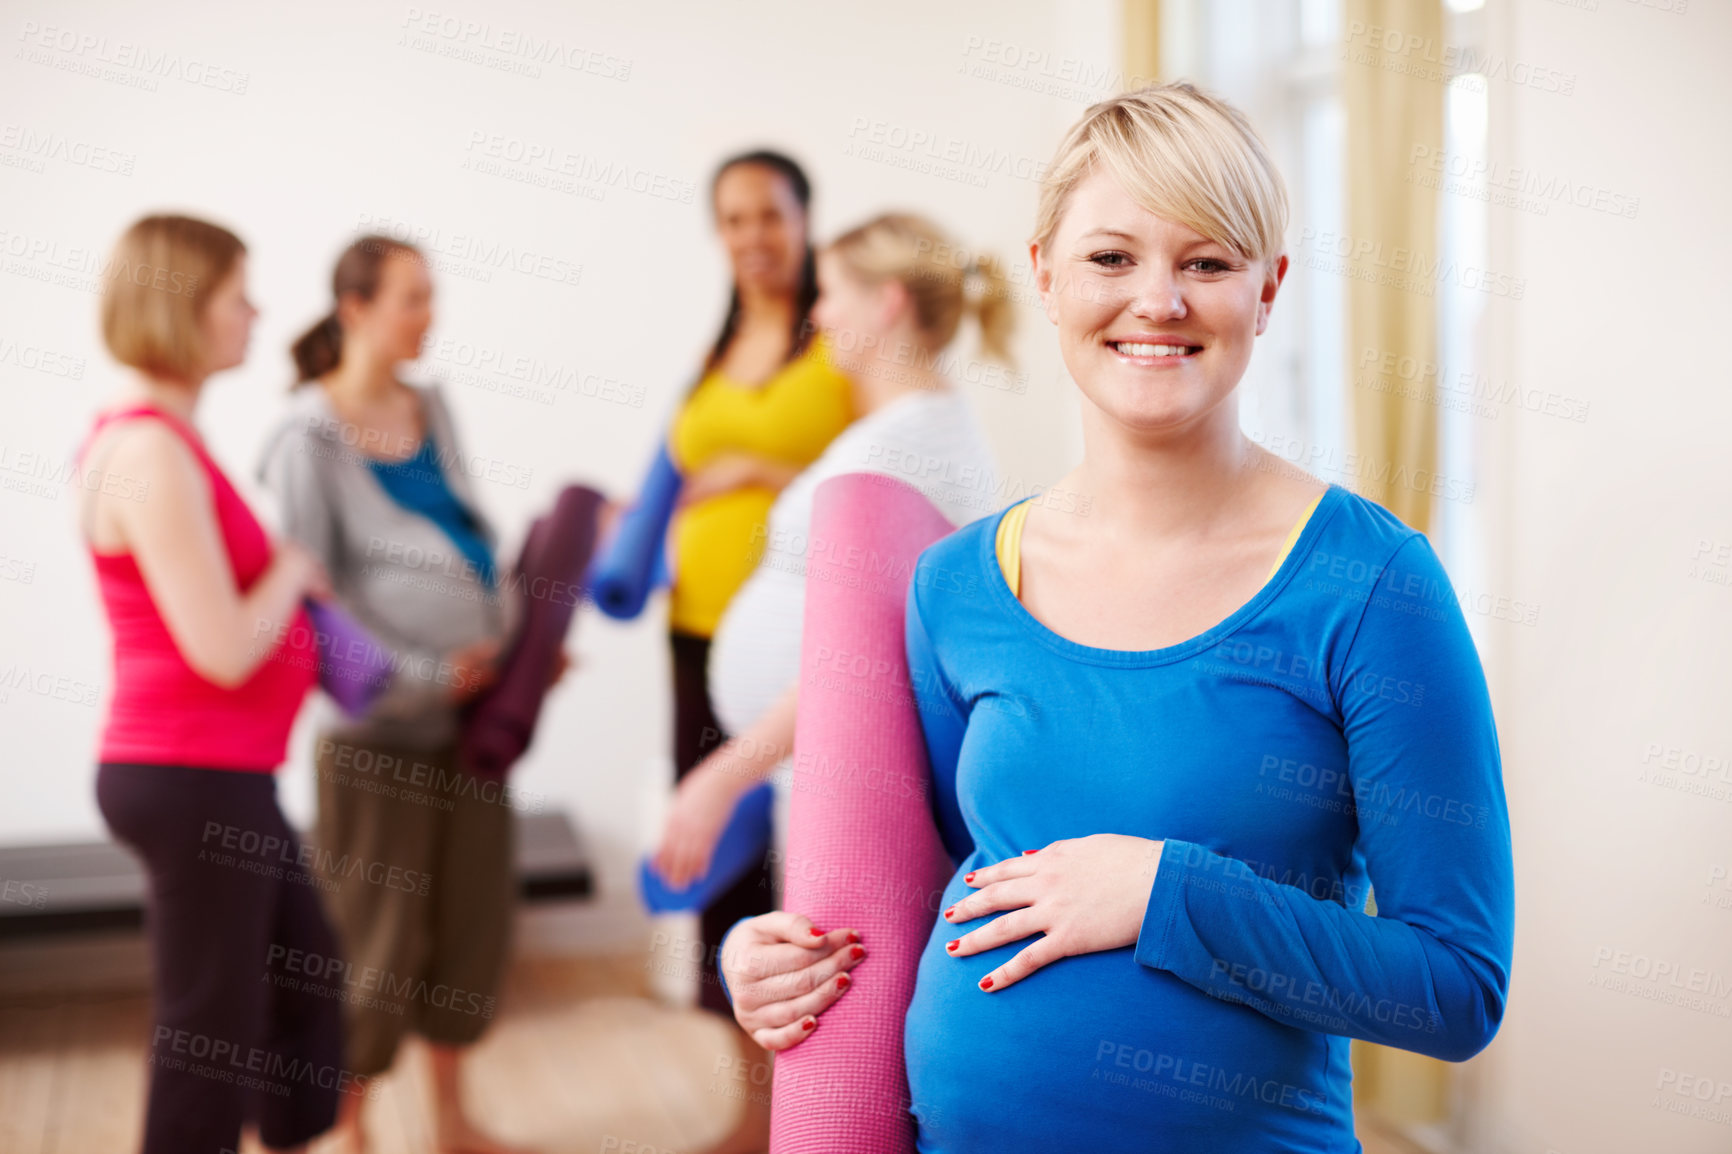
[0,810,593,941]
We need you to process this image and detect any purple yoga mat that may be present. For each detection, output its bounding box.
[302,598,394,718]
[459,485,603,778]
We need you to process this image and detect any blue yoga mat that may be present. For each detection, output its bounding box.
[586,441,680,620]
[638,781,775,914]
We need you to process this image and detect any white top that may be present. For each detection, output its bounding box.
[708,385,1000,739]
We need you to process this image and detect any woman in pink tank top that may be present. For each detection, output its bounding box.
[82,395,320,766]
[80,214,346,1154]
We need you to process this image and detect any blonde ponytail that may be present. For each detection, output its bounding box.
[962,252,1015,365]
[827,213,1017,369]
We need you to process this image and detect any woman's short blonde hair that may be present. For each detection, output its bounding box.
[1031,80,1289,266]
[100,214,245,383]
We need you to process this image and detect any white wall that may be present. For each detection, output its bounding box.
[1464,1,1732,1151]
[0,0,1116,944]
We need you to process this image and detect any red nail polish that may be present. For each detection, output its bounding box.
[944,905,956,919]
[979,976,994,990]
[802,1017,815,1030]
[837,973,850,989]
[964,871,976,884]
[946,940,959,952]
[1023,849,1038,855]
[809,927,824,937]
[846,931,860,944]
[850,945,864,960]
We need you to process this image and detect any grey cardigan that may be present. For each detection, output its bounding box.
[258,382,514,750]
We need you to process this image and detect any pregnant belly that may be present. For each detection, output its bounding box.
[707,569,801,737]
[901,879,1351,1154]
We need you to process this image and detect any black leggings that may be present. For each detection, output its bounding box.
[96,762,344,1154]
[669,629,776,1017]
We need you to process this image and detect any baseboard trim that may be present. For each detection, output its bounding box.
[0,893,658,1000]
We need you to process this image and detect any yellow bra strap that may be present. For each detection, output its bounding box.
[994,497,1034,597]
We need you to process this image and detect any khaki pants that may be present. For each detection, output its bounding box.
[312,734,515,1077]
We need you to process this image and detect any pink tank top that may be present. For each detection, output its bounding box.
[78,405,316,771]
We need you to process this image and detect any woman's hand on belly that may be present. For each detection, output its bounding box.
[674,452,782,508]
[720,912,867,1051]
[443,636,503,704]
[940,835,1165,993]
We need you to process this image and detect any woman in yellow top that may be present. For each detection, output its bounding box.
[661,149,854,1027]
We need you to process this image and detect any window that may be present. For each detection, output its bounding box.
[1178,0,1352,487]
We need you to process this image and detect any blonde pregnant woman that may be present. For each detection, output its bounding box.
[653,213,1012,1152]
[716,82,1514,1153]
[654,211,1013,890]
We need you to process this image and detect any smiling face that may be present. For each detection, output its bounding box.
[339,249,433,364]
[1030,166,1287,439]
[714,162,808,297]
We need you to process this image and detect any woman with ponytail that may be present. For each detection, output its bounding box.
[259,236,534,1154]
[654,211,1011,1149]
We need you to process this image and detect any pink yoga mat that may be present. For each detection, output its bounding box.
[771,472,957,1154]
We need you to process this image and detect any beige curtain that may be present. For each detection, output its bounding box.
[1343,0,1450,1125]
[1120,0,1453,1129]
[1344,0,1444,538]
[1121,0,1161,91]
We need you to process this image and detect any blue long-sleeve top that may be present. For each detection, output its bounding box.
[719,483,1514,1152]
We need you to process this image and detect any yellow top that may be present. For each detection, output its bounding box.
[667,335,855,636]
[995,490,1328,600]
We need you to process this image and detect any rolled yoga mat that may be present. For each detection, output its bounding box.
[460,484,603,778]
[302,598,394,718]
[770,472,958,1154]
[585,441,680,620]
[637,781,775,914]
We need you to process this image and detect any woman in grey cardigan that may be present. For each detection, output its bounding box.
[259,235,536,1154]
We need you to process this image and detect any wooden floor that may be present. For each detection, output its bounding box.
[0,951,1431,1154]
